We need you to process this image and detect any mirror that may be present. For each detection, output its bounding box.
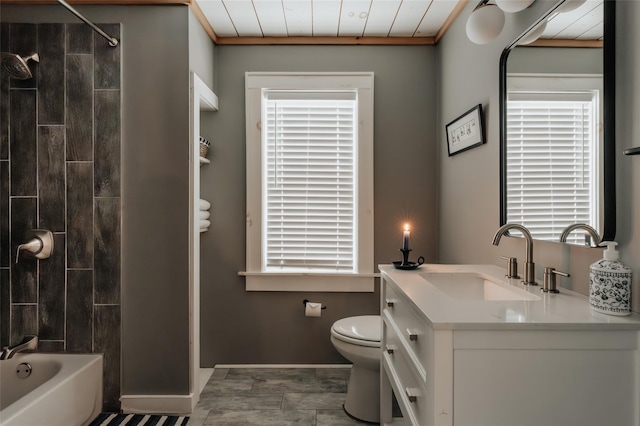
[499,0,615,245]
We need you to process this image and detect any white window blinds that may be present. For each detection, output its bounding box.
[263,91,357,272]
[506,92,598,244]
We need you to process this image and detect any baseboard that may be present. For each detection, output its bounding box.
[213,363,351,369]
[199,368,214,393]
[120,393,196,415]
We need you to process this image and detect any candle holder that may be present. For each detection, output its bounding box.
[393,249,425,270]
[401,248,411,265]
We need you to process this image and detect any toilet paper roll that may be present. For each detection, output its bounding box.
[305,302,322,317]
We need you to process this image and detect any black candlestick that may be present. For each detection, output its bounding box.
[400,248,412,265]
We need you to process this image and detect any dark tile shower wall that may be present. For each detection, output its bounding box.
[0,23,121,411]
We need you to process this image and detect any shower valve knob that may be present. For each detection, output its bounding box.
[15,230,54,263]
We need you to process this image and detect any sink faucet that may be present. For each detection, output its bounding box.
[492,224,537,286]
[0,335,38,360]
[559,223,601,247]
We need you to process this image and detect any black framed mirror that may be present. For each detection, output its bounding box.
[499,0,615,245]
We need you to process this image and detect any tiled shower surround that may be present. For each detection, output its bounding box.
[0,23,121,410]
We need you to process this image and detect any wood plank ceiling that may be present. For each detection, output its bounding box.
[2,0,603,46]
[194,0,466,44]
[542,0,602,40]
[194,0,603,45]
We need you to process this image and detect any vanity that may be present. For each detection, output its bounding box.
[380,264,640,426]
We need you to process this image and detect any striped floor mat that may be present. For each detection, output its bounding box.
[89,413,189,425]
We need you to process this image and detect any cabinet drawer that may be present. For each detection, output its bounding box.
[384,282,431,380]
[383,320,430,426]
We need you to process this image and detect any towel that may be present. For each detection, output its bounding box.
[199,220,211,229]
[199,227,209,233]
[199,211,210,220]
[199,199,211,211]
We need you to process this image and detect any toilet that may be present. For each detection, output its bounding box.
[330,315,381,423]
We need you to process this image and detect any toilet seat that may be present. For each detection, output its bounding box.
[331,315,380,348]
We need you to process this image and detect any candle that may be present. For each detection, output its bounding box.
[402,224,410,251]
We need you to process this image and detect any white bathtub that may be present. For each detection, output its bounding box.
[0,353,103,426]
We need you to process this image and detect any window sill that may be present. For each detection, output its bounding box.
[238,271,378,292]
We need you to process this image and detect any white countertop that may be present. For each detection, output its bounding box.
[379,263,640,330]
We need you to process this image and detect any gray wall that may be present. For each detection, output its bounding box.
[437,1,639,312]
[508,46,602,74]
[199,45,437,365]
[188,8,216,91]
[616,0,640,313]
[0,4,200,399]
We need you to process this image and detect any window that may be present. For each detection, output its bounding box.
[506,75,601,244]
[243,73,374,292]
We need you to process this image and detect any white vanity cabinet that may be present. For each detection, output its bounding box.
[379,264,640,426]
[381,271,453,426]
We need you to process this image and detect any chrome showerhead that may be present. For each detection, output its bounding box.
[1,52,40,80]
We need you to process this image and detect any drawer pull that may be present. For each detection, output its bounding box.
[405,387,420,403]
[407,329,418,341]
[385,344,396,354]
[385,299,395,307]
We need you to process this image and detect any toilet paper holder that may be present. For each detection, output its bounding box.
[303,299,326,310]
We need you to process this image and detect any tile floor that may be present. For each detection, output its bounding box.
[188,367,372,426]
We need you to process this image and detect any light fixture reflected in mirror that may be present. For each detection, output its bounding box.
[466,2,506,45]
[557,0,586,13]
[496,0,535,13]
[518,19,547,45]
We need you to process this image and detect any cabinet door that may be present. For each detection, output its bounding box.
[453,331,638,426]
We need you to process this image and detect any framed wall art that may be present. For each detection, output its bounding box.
[446,104,485,156]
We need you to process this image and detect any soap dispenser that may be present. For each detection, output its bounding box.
[589,241,632,316]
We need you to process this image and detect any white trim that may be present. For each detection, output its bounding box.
[506,73,603,241]
[214,364,352,369]
[188,72,218,409]
[199,368,214,393]
[244,72,375,292]
[239,271,380,277]
[120,393,196,414]
[243,273,376,292]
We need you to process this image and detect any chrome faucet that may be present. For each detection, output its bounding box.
[0,335,38,360]
[559,223,601,247]
[492,224,537,286]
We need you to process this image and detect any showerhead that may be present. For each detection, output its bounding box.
[1,52,40,80]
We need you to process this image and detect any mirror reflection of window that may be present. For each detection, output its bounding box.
[499,0,616,245]
[506,75,602,244]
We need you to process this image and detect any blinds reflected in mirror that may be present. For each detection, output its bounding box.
[506,91,599,244]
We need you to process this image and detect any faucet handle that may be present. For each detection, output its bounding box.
[542,267,570,293]
[500,256,520,279]
[0,335,38,360]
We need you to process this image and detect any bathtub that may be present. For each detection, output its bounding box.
[0,353,102,426]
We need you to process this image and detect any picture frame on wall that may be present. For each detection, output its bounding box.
[446,104,485,156]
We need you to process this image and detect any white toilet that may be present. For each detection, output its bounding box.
[330,315,381,423]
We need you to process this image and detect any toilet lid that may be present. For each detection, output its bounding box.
[332,315,380,342]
